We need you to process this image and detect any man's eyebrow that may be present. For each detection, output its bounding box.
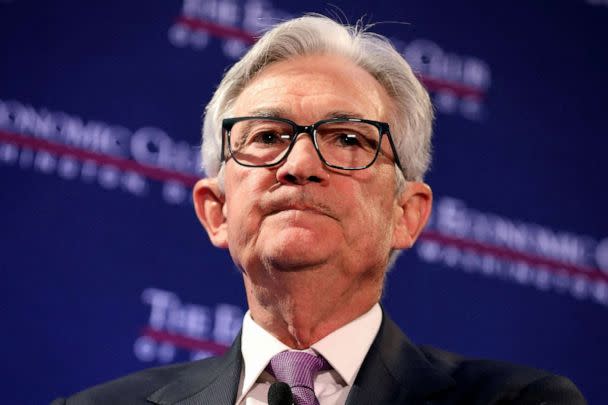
[322,110,364,120]
[246,107,287,118]
[244,108,364,121]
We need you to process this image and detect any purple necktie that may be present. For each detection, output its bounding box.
[267,351,330,405]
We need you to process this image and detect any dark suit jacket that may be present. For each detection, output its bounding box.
[52,314,586,404]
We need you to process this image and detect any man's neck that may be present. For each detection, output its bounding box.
[243,267,382,349]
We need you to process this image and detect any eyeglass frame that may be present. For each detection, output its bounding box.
[220,116,404,171]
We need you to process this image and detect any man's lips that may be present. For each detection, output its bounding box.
[262,195,337,220]
[268,207,327,220]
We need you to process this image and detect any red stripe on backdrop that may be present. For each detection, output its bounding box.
[0,129,200,187]
[176,16,257,45]
[419,76,484,100]
[420,230,608,283]
[141,327,229,354]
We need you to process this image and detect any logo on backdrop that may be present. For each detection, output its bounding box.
[168,0,292,59]
[168,0,491,121]
[417,197,608,307]
[0,99,200,205]
[134,288,243,363]
[391,38,490,120]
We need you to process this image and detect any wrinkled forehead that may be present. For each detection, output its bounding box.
[229,54,396,125]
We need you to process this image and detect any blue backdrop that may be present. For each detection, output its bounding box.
[1,1,607,404]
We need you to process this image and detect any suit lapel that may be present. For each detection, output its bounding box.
[346,314,455,405]
[145,313,455,405]
[147,335,242,405]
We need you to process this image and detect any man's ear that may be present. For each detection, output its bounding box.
[392,182,433,249]
[192,178,229,249]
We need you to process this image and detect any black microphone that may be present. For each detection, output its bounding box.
[268,381,293,405]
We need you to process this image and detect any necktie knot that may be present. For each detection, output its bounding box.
[267,351,330,405]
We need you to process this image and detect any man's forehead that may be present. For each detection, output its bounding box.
[230,55,395,124]
[242,107,368,122]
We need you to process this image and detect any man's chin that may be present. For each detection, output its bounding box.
[254,220,342,267]
[262,219,334,241]
[261,236,334,271]
[265,209,337,227]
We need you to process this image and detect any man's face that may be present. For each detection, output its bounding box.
[221,54,407,280]
[196,54,430,306]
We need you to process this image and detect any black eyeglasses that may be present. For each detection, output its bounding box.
[221,116,403,171]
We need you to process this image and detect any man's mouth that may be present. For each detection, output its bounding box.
[263,195,337,221]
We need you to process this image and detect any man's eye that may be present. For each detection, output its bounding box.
[337,133,362,147]
[254,132,278,144]
[250,131,291,145]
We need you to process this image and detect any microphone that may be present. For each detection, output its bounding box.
[268,381,293,405]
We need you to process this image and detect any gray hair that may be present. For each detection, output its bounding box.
[200,14,434,185]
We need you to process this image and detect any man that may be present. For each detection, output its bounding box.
[53,15,586,405]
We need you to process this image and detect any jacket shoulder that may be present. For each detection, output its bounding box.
[53,356,226,405]
[418,345,587,405]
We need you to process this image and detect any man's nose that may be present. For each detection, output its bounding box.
[276,133,330,185]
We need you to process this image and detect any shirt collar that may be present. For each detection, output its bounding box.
[311,303,382,385]
[239,310,290,402]
[238,303,382,401]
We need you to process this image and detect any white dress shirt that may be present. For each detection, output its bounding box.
[235,303,382,405]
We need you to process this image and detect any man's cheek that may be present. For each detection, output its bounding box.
[230,203,264,239]
[227,214,253,253]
